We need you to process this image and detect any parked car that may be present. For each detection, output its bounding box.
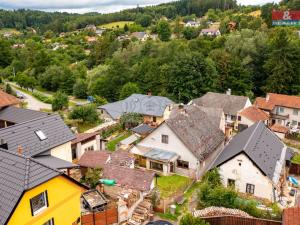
[15,91,25,99]
[289,189,296,197]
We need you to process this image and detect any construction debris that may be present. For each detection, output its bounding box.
[193,206,252,218]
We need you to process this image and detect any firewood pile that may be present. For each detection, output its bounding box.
[126,190,140,208]
[193,206,252,218]
[127,200,153,225]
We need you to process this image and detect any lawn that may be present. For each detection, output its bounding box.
[106,132,132,151]
[157,175,192,199]
[0,28,21,35]
[100,21,135,29]
[292,153,300,165]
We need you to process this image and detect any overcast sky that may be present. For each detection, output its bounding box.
[0,0,280,13]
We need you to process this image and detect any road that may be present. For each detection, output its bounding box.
[10,86,52,111]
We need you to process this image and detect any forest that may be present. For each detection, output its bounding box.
[0,0,299,104]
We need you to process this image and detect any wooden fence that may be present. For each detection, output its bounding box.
[202,216,282,225]
[81,206,118,225]
[289,163,300,175]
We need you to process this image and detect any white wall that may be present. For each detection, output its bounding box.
[219,153,275,201]
[272,106,300,126]
[51,141,72,162]
[77,139,98,158]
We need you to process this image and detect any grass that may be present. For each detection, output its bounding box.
[0,28,21,35]
[292,153,300,165]
[106,132,132,151]
[157,175,192,199]
[77,122,99,133]
[100,21,135,29]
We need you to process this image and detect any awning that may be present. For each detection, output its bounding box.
[120,134,139,145]
[34,155,78,169]
[144,148,178,162]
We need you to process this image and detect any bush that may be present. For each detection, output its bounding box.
[52,92,68,111]
[73,79,88,99]
[84,168,102,188]
[180,214,209,225]
[101,124,123,139]
[32,92,53,104]
[119,82,140,100]
[69,104,98,123]
[120,113,143,129]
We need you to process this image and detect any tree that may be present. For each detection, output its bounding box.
[84,168,102,189]
[135,14,152,27]
[5,83,13,95]
[16,73,36,91]
[182,27,198,40]
[0,38,12,68]
[180,214,209,225]
[157,20,171,42]
[69,104,98,123]
[119,113,143,129]
[73,79,88,99]
[174,16,182,38]
[52,91,68,111]
[119,82,141,100]
[94,95,108,106]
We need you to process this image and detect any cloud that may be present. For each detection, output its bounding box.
[0,0,280,13]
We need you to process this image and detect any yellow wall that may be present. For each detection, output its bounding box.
[8,176,85,225]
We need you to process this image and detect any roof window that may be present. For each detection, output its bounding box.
[35,130,47,141]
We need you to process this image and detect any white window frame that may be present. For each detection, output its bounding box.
[30,191,48,216]
[161,135,169,144]
[35,130,47,141]
[293,109,299,116]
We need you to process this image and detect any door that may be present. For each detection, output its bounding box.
[170,162,175,173]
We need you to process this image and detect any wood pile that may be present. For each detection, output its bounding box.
[193,206,252,218]
[127,199,153,225]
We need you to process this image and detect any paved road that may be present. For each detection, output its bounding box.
[10,86,52,111]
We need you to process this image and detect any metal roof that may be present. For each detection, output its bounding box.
[120,134,139,145]
[0,148,60,225]
[131,123,155,135]
[144,148,177,162]
[0,106,49,124]
[0,114,75,157]
[34,155,78,169]
[211,121,286,182]
[98,94,173,119]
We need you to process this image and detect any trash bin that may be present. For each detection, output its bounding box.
[170,205,176,215]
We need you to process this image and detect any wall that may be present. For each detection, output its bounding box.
[98,109,114,122]
[51,141,72,162]
[143,115,165,126]
[219,153,275,201]
[202,216,281,225]
[8,176,85,225]
[271,106,300,126]
[77,139,98,159]
[81,206,118,225]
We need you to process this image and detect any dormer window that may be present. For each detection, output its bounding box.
[35,130,47,141]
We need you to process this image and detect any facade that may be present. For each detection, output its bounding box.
[185,21,200,27]
[131,105,225,180]
[211,121,287,202]
[191,91,251,129]
[254,93,300,129]
[0,149,86,225]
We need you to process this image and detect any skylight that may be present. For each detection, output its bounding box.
[35,130,47,141]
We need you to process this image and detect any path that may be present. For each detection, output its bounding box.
[84,121,117,133]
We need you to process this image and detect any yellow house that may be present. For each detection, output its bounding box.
[0,149,87,225]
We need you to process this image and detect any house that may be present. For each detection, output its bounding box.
[271,123,289,140]
[0,114,76,170]
[191,91,251,129]
[0,90,20,109]
[71,132,102,162]
[283,206,300,225]
[131,32,149,41]
[200,28,221,36]
[0,148,87,225]
[98,93,174,126]
[254,93,300,129]
[237,106,269,129]
[130,105,225,180]
[210,121,287,202]
[185,21,200,27]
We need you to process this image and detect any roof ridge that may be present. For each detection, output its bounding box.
[243,121,262,151]
[24,157,31,189]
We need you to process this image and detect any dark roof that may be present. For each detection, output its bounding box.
[131,123,155,135]
[0,106,49,123]
[211,121,285,181]
[195,106,224,130]
[0,114,75,157]
[166,105,224,160]
[71,132,98,145]
[0,90,20,108]
[283,207,300,225]
[0,149,60,225]
[99,94,173,119]
[34,155,78,169]
[192,92,249,116]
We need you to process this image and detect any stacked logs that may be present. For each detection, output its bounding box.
[128,200,153,225]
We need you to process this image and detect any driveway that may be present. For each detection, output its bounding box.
[10,86,51,111]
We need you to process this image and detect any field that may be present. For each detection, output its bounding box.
[100,21,135,29]
[0,28,21,35]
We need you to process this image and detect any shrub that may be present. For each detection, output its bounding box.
[180,214,209,225]
[69,104,98,123]
[52,92,68,111]
[32,92,53,104]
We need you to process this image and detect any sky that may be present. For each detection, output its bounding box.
[0,0,280,14]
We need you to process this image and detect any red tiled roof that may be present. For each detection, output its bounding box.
[255,93,300,111]
[0,90,20,108]
[71,132,98,145]
[283,207,300,225]
[271,124,289,134]
[240,106,269,122]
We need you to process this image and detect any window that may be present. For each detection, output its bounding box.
[246,183,255,194]
[43,218,54,225]
[238,116,241,121]
[231,115,236,121]
[177,160,189,169]
[150,161,163,171]
[72,148,77,160]
[279,107,284,113]
[153,116,157,122]
[161,135,169,144]
[35,130,47,141]
[228,179,235,188]
[293,109,299,116]
[292,120,298,126]
[30,191,48,216]
[84,146,94,152]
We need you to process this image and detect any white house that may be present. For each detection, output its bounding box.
[130,105,225,180]
[185,21,200,27]
[255,93,300,129]
[200,28,221,36]
[210,121,287,202]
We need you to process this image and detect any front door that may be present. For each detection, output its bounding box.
[170,162,175,173]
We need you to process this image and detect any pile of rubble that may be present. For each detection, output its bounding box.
[193,206,252,218]
[128,200,153,225]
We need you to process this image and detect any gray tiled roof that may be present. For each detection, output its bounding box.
[131,123,155,135]
[192,92,249,116]
[0,114,75,156]
[0,149,60,225]
[0,106,49,124]
[34,155,78,169]
[166,105,224,160]
[99,94,173,119]
[211,121,285,181]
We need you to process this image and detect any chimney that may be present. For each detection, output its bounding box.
[17,146,23,155]
[178,103,184,110]
[226,88,231,95]
[147,91,152,96]
[266,93,270,102]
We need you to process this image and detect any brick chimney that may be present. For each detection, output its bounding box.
[147,91,152,96]
[17,146,23,155]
